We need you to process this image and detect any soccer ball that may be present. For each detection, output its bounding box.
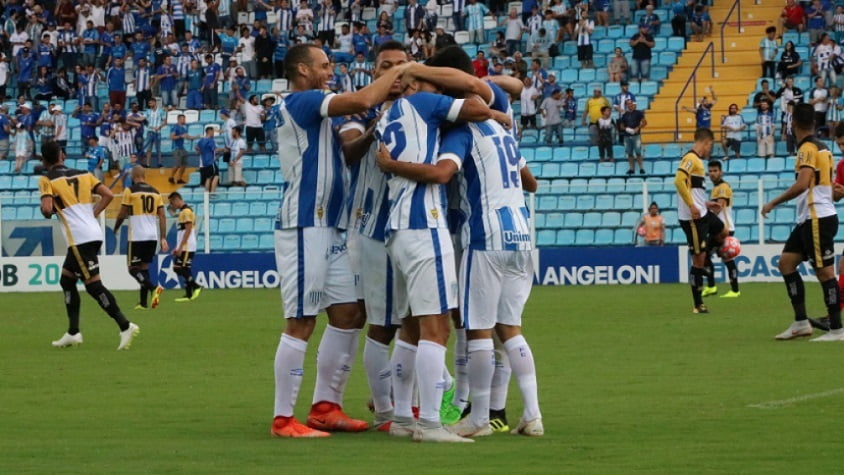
[719,236,741,260]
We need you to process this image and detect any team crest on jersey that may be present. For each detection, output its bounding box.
[317,206,324,219]
[797,151,805,163]
[355,208,363,218]
[430,208,439,219]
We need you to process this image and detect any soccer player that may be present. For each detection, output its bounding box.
[38,141,140,350]
[374,62,510,443]
[763,103,843,341]
[270,43,411,439]
[167,192,201,302]
[674,128,727,314]
[113,166,168,310]
[702,160,740,298]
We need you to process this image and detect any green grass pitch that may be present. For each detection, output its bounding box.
[2,283,843,474]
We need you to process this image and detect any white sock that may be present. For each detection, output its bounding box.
[453,327,470,410]
[467,338,495,428]
[416,339,446,423]
[504,334,541,421]
[490,341,511,411]
[335,328,361,406]
[312,325,358,406]
[363,336,393,414]
[391,339,417,419]
[274,334,308,418]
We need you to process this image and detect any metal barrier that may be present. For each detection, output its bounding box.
[673,42,716,141]
[719,0,743,63]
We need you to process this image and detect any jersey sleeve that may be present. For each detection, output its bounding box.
[677,153,694,175]
[85,173,101,193]
[38,175,52,198]
[487,82,510,114]
[179,208,195,225]
[121,189,132,207]
[156,194,164,210]
[796,145,817,170]
[438,124,472,168]
[411,92,463,124]
[286,90,335,126]
[711,183,730,200]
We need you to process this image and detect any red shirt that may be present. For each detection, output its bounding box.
[835,157,844,186]
[783,5,804,26]
[473,58,489,78]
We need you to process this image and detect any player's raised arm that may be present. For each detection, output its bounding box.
[403,62,495,104]
[326,64,408,117]
[456,96,508,125]
[485,74,524,99]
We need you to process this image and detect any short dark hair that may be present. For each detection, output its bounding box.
[793,102,815,129]
[41,140,61,165]
[169,191,182,201]
[426,45,473,75]
[375,40,406,58]
[708,159,723,170]
[694,128,714,141]
[766,26,776,34]
[284,43,320,80]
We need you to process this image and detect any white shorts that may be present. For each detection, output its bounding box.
[346,229,364,300]
[458,249,534,330]
[387,228,457,318]
[359,234,401,327]
[274,227,357,318]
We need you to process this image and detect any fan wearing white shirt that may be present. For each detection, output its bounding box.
[228,126,247,186]
[238,28,257,79]
[242,94,266,152]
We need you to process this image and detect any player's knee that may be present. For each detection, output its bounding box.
[84,280,107,297]
[60,273,77,291]
[367,324,397,344]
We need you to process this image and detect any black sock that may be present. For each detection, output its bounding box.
[140,287,149,307]
[783,272,807,321]
[704,254,715,287]
[61,275,80,334]
[821,278,842,330]
[176,267,195,296]
[690,267,705,307]
[725,260,739,292]
[85,281,130,331]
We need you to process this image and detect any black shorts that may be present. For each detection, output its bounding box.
[129,240,157,266]
[521,114,537,128]
[680,213,724,254]
[200,164,219,185]
[725,138,741,153]
[174,251,195,269]
[783,215,838,269]
[577,44,593,61]
[63,241,102,280]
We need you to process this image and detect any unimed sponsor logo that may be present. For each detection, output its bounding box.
[541,265,661,285]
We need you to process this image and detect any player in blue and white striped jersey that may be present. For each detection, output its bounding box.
[377,47,543,439]
[374,63,510,443]
[271,43,411,439]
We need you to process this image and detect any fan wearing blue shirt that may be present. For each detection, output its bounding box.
[195,126,220,193]
[107,58,127,108]
[201,54,221,109]
[17,45,36,98]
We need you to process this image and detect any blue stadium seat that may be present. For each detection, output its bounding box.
[736,208,756,224]
[2,206,15,220]
[15,206,33,220]
[560,162,578,176]
[621,211,639,226]
[579,69,596,82]
[254,217,273,232]
[223,234,241,250]
[199,110,216,123]
[188,173,201,187]
[538,195,558,210]
[771,225,790,241]
[658,51,677,66]
[560,69,578,83]
[213,202,232,217]
[209,235,223,250]
[662,210,678,224]
[614,228,633,245]
[521,148,535,162]
[569,178,588,194]
[606,177,625,192]
[258,234,274,249]
[232,201,250,216]
[640,81,658,96]
[583,212,601,226]
[241,234,259,250]
[218,218,236,232]
[767,157,785,171]
[595,194,613,210]
[553,57,571,69]
[597,162,615,176]
[577,195,595,209]
[625,177,644,192]
[555,229,574,245]
[11,176,27,190]
[252,155,270,169]
[541,163,560,177]
[734,225,751,242]
[615,194,634,209]
[534,146,552,161]
[646,176,664,192]
[774,208,794,224]
[597,39,615,54]
[595,229,614,245]
[563,41,577,55]
[663,143,682,157]
[732,191,748,207]
[0,175,12,190]
[571,146,589,160]
[552,147,570,161]
[667,36,685,51]
[644,143,662,158]
[575,229,594,246]
[236,217,254,232]
[588,178,606,193]
[558,196,576,210]
[564,212,583,227]
[208,219,219,233]
[249,201,266,216]
[670,228,686,244]
[652,160,671,175]
[537,230,556,246]
[602,211,621,226]
[727,159,747,173]
[545,212,564,228]
[534,213,546,228]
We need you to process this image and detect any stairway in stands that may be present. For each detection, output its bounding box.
[646,0,783,143]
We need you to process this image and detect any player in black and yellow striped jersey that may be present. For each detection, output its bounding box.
[113,166,169,310]
[37,141,140,350]
[762,103,842,341]
[674,128,727,314]
[167,192,201,302]
[702,160,740,298]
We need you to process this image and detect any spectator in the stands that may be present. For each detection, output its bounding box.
[512,50,528,78]
[452,0,467,31]
[562,88,578,128]
[376,11,393,34]
[594,0,610,27]
[776,76,803,119]
[530,28,552,67]
[812,33,839,86]
[759,26,778,79]
[629,23,654,82]
[519,75,540,137]
[669,0,687,39]
[619,100,646,175]
[425,0,439,31]
[597,106,615,162]
[502,8,525,55]
[472,50,489,78]
[489,31,508,58]
[466,0,490,45]
[809,75,829,134]
[608,47,629,82]
[613,80,636,118]
[682,88,717,129]
[202,53,222,110]
[543,5,564,43]
[255,26,275,79]
[540,87,564,146]
[639,5,661,36]
[541,71,558,99]
[720,104,746,160]
[613,0,631,27]
[529,58,547,91]
[296,0,315,32]
[754,80,777,111]
[526,4,543,39]
[756,99,776,159]
[834,6,844,44]
[783,100,796,154]
[406,0,427,33]
[689,5,708,42]
[575,5,595,69]
[806,0,827,45]
[778,0,805,37]
[778,40,803,79]
[635,202,665,247]
[434,25,456,50]
[351,52,372,90]
[827,86,843,136]
[373,24,394,48]
[583,87,610,145]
